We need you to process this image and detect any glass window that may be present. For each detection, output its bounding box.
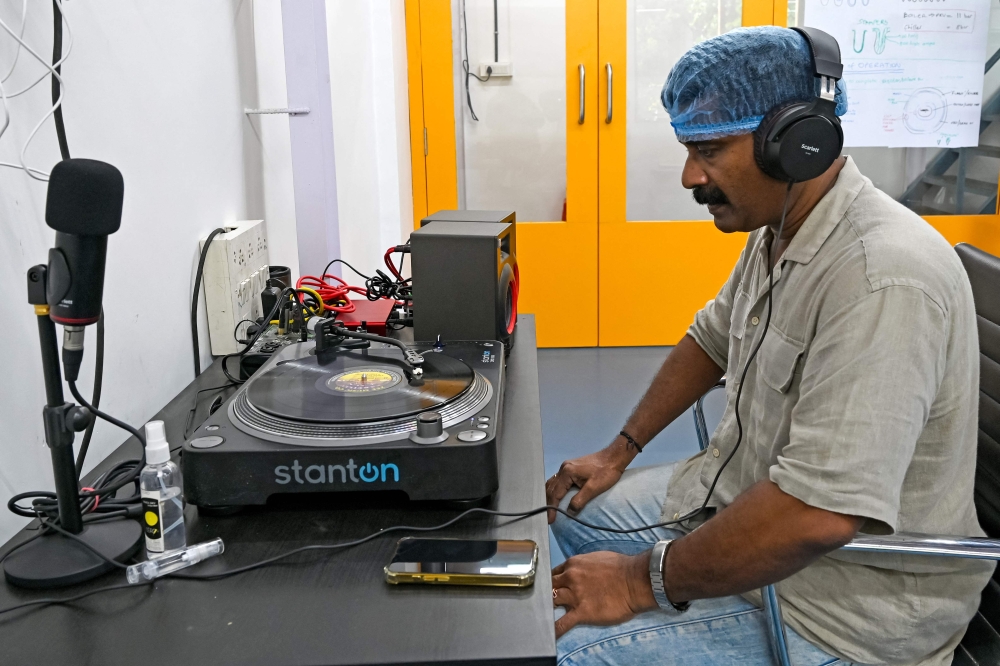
[625,0,743,221]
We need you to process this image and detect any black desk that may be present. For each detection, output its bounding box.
[0,316,556,666]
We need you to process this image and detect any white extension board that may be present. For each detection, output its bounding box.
[200,220,269,355]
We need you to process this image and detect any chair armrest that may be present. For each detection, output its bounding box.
[692,379,727,452]
[840,533,1000,560]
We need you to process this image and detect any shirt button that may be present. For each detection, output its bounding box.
[751,316,760,326]
[673,512,680,520]
[713,448,720,457]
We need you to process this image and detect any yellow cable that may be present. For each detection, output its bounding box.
[296,287,325,313]
[266,288,324,327]
[271,318,312,326]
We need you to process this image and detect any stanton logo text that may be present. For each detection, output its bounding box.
[801,144,820,153]
[274,459,400,485]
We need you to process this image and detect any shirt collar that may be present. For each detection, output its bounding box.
[781,156,866,266]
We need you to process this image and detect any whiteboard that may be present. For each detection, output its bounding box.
[805,0,992,147]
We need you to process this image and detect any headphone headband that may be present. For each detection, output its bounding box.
[791,27,844,81]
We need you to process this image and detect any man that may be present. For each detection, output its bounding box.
[547,26,994,665]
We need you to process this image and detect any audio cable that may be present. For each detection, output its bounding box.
[220,286,297,384]
[658,180,795,529]
[311,247,412,306]
[0,504,701,619]
[0,0,72,180]
[191,228,226,378]
[295,273,366,314]
[7,381,147,523]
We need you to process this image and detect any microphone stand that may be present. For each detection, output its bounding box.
[2,265,142,589]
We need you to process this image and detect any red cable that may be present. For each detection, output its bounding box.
[80,487,98,512]
[296,274,367,313]
[384,247,403,281]
[301,248,407,314]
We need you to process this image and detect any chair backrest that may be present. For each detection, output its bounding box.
[954,243,1000,666]
[956,243,1000,539]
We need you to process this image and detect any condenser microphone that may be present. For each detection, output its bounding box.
[44,159,124,325]
[43,159,124,380]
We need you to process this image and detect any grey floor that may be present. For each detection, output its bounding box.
[536,346,726,567]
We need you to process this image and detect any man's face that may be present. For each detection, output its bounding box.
[681,134,788,233]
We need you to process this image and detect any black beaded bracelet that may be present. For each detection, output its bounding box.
[619,430,644,453]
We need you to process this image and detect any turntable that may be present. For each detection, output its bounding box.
[182,335,504,508]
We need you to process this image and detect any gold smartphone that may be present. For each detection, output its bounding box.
[384,537,537,587]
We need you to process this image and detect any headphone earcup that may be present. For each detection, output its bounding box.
[753,101,843,183]
[754,102,808,182]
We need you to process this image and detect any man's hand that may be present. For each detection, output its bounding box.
[552,550,657,638]
[544,337,724,525]
[545,437,635,523]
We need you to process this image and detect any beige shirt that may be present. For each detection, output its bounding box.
[667,157,995,665]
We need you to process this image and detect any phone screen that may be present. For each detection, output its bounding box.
[386,538,536,576]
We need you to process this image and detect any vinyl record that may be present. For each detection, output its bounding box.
[245,349,475,423]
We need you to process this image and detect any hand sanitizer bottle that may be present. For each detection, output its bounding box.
[140,421,186,555]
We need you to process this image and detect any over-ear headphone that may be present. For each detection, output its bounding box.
[753,27,844,183]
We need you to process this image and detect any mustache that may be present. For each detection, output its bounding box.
[692,185,730,206]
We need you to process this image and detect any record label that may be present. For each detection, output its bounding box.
[326,369,402,394]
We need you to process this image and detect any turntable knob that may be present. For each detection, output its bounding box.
[417,411,443,438]
[409,411,449,445]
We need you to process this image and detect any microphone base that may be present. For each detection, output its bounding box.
[3,519,143,589]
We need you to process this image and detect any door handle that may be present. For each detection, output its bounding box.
[578,64,585,124]
[605,63,613,124]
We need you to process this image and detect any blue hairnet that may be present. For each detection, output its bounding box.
[661,26,848,143]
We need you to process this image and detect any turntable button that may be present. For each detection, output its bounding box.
[477,416,490,422]
[458,430,488,442]
[189,436,224,449]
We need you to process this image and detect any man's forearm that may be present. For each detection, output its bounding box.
[622,335,724,446]
[661,480,863,602]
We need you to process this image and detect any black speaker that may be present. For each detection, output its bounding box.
[411,211,518,349]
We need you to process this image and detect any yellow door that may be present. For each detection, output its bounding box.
[404,0,600,348]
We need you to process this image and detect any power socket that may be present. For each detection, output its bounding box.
[200,220,270,355]
[478,62,513,78]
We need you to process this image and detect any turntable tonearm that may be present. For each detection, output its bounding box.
[182,331,505,508]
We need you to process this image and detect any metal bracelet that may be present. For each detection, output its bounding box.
[649,540,690,614]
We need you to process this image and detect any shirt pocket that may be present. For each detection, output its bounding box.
[758,328,805,393]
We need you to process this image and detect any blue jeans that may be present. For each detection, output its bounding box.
[551,464,850,666]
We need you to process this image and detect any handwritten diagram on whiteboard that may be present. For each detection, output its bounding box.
[806,0,991,147]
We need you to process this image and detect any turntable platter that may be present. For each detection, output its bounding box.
[245,350,475,423]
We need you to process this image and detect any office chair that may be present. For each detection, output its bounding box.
[690,243,1000,665]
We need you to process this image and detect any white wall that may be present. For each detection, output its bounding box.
[326,0,413,277]
[0,0,414,546]
[252,0,413,280]
[0,0,260,544]
[252,0,300,280]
